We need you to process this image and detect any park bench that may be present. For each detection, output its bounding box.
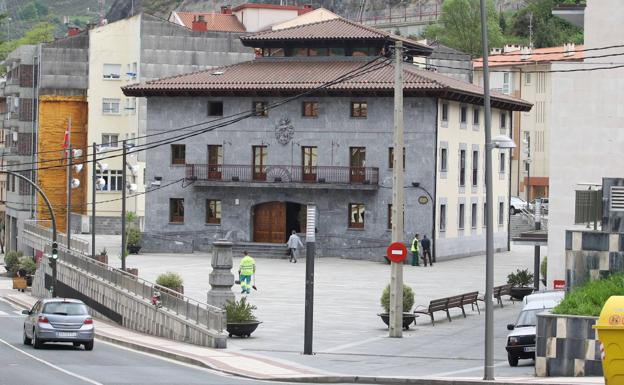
[414,291,480,326]
[477,284,514,308]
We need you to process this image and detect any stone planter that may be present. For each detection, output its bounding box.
[124,268,139,277]
[227,321,262,338]
[378,313,417,330]
[510,286,534,300]
[127,245,141,254]
[94,254,108,264]
[536,313,602,377]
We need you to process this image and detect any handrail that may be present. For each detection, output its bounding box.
[23,223,226,332]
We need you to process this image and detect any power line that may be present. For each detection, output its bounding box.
[409,42,624,58]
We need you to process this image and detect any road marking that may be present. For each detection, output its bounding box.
[424,360,508,377]
[0,337,104,385]
[320,335,385,353]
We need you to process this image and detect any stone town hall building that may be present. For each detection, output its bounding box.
[124,18,531,260]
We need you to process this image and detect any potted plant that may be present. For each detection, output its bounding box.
[156,271,184,296]
[4,251,22,274]
[18,257,37,287]
[95,247,108,264]
[507,269,534,300]
[126,226,142,254]
[540,257,547,287]
[378,284,416,329]
[224,297,262,338]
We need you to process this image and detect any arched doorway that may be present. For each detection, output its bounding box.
[253,202,306,243]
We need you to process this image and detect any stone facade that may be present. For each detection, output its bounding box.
[565,230,624,289]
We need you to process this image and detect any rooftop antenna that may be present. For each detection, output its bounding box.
[528,12,534,49]
[99,0,105,25]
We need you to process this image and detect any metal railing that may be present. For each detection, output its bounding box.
[360,10,441,25]
[186,164,379,186]
[23,223,226,333]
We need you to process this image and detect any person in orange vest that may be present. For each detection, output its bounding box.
[410,234,420,266]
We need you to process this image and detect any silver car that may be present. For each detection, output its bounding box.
[22,298,95,350]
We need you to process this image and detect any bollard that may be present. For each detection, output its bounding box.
[206,239,235,309]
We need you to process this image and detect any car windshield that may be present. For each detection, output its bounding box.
[515,308,551,327]
[43,302,89,316]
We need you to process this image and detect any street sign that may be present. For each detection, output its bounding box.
[386,242,408,263]
[553,279,566,290]
[418,195,429,205]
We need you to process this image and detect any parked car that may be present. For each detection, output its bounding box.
[505,299,560,367]
[522,290,564,305]
[22,298,95,350]
[509,196,529,215]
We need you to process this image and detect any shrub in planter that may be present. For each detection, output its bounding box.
[379,284,416,329]
[507,268,534,300]
[18,257,37,276]
[554,273,624,316]
[540,256,547,285]
[4,251,23,275]
[156,272,184,294]
[126,226,142,254]
[224,297,261,337]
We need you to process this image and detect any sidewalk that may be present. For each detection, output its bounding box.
[1,244,606,384]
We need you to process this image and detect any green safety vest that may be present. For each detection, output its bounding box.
[240,255,255,275]
[411,238,419,252]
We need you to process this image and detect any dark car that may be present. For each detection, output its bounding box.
[22,298,95,350]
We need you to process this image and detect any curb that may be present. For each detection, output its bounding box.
[0,294,599,385]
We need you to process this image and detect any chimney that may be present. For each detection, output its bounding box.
[67,26,82,37]
[299,4,313,14]
[192,15,208,31]
[520,46,532,61]
[503,44,521,53]
[563,43,576,57]
[490,47,502,55]
[221,5,232,14]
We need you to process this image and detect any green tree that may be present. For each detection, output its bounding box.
[424,0,503,57]
[509,0,583,48]
[0,22,54,62]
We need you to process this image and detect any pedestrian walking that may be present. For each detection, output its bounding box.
[238,251,256,294]
[410,234,420,266]
[286,230,304,263]
[421,234,432,266]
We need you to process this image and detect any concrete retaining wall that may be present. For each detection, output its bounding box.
[32,257,227,348]
[565,230,624,289]
[535,313,602,377]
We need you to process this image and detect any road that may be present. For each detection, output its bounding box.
[0,299,338,385]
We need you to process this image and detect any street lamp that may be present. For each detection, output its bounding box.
[91,142,109,259]
[411,182,436,262]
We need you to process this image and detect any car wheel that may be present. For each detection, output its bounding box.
[72,342,81,347]
[23,328,31,345]
[508,353,519,367]
[509,206,516,215]
[32,330,43,349]
[84,340,94,351]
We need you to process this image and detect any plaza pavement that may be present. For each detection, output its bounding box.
[69,236,604,383]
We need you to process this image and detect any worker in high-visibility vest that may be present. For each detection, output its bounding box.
[410,234,420,266]
[238,251,256,294]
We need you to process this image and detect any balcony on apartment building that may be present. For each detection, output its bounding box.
[185,164,379,190]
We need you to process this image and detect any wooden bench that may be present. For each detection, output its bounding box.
[478,284,514,308]
[414,292,480,326]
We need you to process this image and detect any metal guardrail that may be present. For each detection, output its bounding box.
[24,221,89,255]
[23,223,226,333]
[360,11,441,25]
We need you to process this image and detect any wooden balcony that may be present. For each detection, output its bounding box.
[185,164,379,190]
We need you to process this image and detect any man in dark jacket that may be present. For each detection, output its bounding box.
[420,234,432,266]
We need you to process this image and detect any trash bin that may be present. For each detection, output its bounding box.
[593,296,624,385]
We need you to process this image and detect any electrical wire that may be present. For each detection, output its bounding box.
[406,43,624,58]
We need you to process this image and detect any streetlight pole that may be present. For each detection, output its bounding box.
[412,183,436,263]
[121,140,127,270]
[91,142,97,258]
[389,40,405,338]
[479,0,495,380]
[525,135,531,203]
[66,144,73,251]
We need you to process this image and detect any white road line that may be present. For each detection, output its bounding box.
[424,361,508,377]
[0,337,103,385]
[320,335,385,353]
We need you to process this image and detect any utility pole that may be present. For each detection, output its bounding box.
[479,0,495,380]
[525,134,531,203]
[91,142,97,258]
[121,140,127,270]
[303,203,316,355]
[389,40,404,338]
[66,141,72,252]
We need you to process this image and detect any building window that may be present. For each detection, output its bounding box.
[440,147,448,172]
[499,152,506,173]
[349,147,366,183]
[102,98,120,114]
[387,204,392,230]
[171,144,186,165]
[458,203,465,230]
[459,149,466,187]
[101,134,119,148]
[302,101,318,117]
[206,199,221,224]
[125,98,136,115]
[471,203,478,229]
[103,63,121,79]
[252,101,268,117]
[472,150,479,187]
[460,105,467,124]
[208,101,223,116]
[170,198,184,223]
[498,202,505,225]
[441,102,448,121]
[348,203,365,229]
[96,169,123,191]
[525,72,532,85]
[483,203,487,227]
[500,111,507,129]
[350,101,367,118]
[253,145,268,181]
[388,147,405,169]
[440,204,446,231]
[473,107,480,125]
[301,146,317,180]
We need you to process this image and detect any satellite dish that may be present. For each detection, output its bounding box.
[128,164,140,176]
[96,177,106,189]
[72,149,83,158]
[97,162,108,172]
[71,178,81,189]
[74,164,83,173]
[127,183,138,193]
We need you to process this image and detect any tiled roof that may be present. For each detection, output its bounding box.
[473,45,584,68]
[123,58,531,111]
[173,12,246,32]
[232,3,313,15]
[240,17,432,54]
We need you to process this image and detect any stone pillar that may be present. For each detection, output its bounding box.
[207,240,235,309]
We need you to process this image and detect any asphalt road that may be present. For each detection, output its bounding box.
[0,299,332,385]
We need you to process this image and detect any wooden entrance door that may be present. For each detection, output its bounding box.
[301,146,317,182]
[253,145,267,181]
[350,147,366,183]
[253,202,286,243]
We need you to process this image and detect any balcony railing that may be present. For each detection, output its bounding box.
[186,164,379,186]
